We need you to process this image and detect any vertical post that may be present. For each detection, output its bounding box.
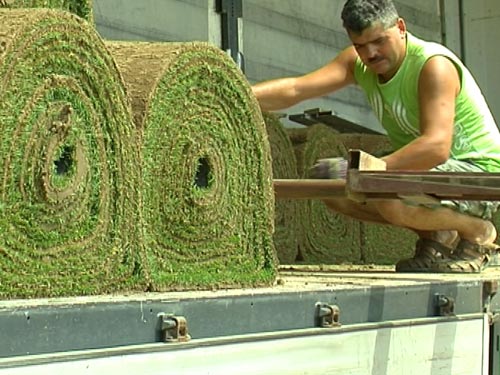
[458,0,466,64]
[208,0,222,48]
[215,0,244,72]
[438,0,463,59]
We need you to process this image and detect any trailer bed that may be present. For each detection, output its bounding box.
[1,265,500,374]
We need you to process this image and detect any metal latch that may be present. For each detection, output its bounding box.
[315,303,341,328]
[483,280,499,324]
[484,280,498,300]
[159,313,191,343]
[435,294,455,316]
[488,312,500,325]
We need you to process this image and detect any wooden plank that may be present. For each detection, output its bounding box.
[348,149,387,171]
[347,150,386,202]
[274,179,346,199]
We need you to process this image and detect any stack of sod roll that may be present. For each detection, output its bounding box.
[0,9,144,298]
[0,8,277,298]
[288,124,362,264]
[0,0,93,21]
[102,41,277,291]
[355,135,415,264]
[283,125,415,265]
[262,112,300,264]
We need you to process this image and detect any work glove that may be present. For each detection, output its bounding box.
[310,157,348,180]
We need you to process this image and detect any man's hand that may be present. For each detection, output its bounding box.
[310,157,348,180]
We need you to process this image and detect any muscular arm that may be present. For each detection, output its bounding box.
[382,55,460,170]
[252,47,358,111]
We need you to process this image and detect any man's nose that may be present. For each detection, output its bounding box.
[365,44,378,59]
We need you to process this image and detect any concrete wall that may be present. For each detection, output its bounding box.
[92,0,499,130]
[461,0,500,125]
[93,0,215,42]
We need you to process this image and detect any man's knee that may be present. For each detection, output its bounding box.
[322,199,389,224]
[374,200,407,226]
[322,199,349,215]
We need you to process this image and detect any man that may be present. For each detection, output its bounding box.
[252,0,500,272]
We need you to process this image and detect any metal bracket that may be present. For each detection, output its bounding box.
[315,303,341,328]
[435,294,455,316]
[288,108,384,135]
[159,313,191,343]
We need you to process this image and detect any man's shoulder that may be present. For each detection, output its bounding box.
[407,33,456,59]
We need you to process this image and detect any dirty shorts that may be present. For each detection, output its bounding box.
[409,159,500,220]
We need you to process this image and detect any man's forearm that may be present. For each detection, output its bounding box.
[382,136,450,170]
[252,77,300,111]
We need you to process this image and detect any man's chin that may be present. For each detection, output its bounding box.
[369,62,390,75]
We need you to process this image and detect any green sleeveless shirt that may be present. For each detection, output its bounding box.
[354,33,500,172]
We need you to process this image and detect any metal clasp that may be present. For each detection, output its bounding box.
[435,294,455,316]
[315,303,341,328]
[159,313,191,343]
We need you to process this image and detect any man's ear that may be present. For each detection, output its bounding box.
[396,18,407,39]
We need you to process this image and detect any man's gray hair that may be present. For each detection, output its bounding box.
[341,0,399,34]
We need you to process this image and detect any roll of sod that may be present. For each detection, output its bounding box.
[105,41,277,290]
[356,135,416,264]
[263,112,299,264]
[0,9,143,298]
[288,124,361,264]
[0,0,93,22]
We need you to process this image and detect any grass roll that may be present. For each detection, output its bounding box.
[356,135,415,264]
[0,9,143,298]
[288,124,361,264]
[106,41,277,290]
[0,0,93,22]
[263,112,300,264]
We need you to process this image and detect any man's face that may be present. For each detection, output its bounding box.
[348,19,406,81]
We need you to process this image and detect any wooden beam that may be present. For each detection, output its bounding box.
[274,179,346,200]
[346,150,386,202]
[348,149,387,171]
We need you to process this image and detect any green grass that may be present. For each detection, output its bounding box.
[0,0,93,22]
[106,42,277,290]
[0,9,143,298]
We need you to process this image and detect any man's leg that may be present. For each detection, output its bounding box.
[373,199,499,272]
[322,198,458,243]
[323,198,459,271]
[322,198,389,224]
[373,200,496,246]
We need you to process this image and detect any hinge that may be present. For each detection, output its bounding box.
[315,302,341,328]
[435,294,455,316]
[159,313,191,343]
